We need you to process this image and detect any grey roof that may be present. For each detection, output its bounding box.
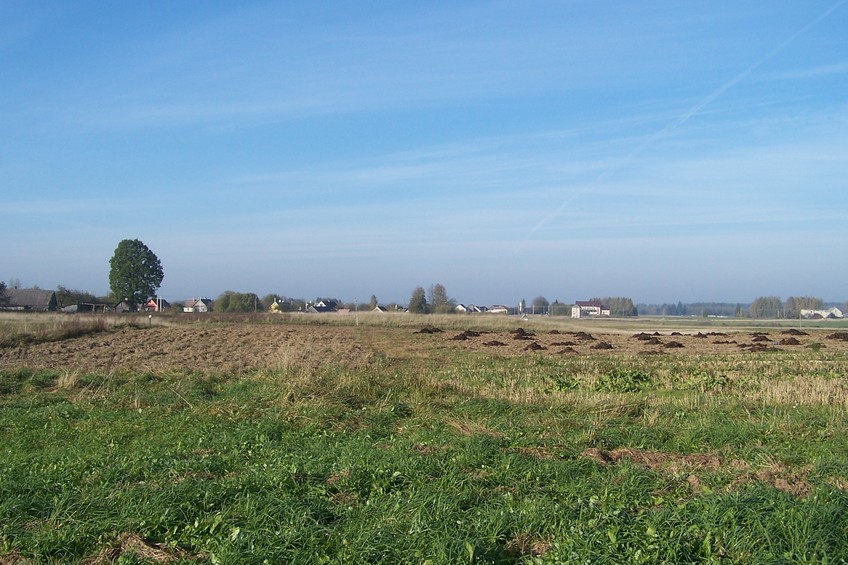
[5,288,58,311]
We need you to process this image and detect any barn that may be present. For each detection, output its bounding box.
[2,288,58,312]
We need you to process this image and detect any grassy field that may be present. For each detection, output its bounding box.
[1,313,847,563]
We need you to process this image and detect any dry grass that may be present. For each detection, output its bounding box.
[82,533,194,564]
[56,370,81,390]
[0,312,133,347]
[3,317,847,413]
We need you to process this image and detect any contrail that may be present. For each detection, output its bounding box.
[525,0,847,240]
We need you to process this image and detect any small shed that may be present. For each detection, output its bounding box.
[114,300,139,313]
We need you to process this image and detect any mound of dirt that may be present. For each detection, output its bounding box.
[827,332,848,341]
[778,337,802,346]
[783,329,808,336]
[524,342,546,351]
[512,328,534,340]
[751,335,770,342]
[415,326,443,334]
[573,331,595,341]
[556,347,578,355]
[483,340,506,347]
[743,344,781,353]
[591,342,613,350]
[550,341,577,347]
[451,330,482,341]
[633,332,662,341]
[664,341,685,348]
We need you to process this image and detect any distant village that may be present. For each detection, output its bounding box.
[1,287,845,320]
[0,288,621,319]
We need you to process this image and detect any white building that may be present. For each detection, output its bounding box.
[183,298,213,313]
[800,307,844,319]
[571,300,611,318]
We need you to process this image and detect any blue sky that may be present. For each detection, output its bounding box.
[2,1,846,305]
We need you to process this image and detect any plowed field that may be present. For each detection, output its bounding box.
[2,320,846,375]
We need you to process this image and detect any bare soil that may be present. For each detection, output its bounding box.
[436,327,845,357]
[0,323,844,374]
[0,323,370,374]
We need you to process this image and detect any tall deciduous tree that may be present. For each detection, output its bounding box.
[532,296,549,314]
[593,297,638,317]
[0,281,7,306]
[215,291,259,313]
[748,296,782,319]
[428,284,447,308]
[549,300,570,316]
[408,286,428,314]
[784,296,823,318]
[109,239,164,310]
[428,283,456,313]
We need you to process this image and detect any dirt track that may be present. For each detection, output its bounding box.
[1,323,846,375]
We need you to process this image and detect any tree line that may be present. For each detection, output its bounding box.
[408,284,455,314]
[637,297,833,318]
[6,238,844,320]
[748,296,826,319]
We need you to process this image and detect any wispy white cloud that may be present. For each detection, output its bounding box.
[35,2,764,133]
[762,61,848,81]
[524,0,848,240]
[0,197,123,215]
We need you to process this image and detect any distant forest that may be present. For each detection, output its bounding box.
[637,302,741,317]
[637,301,846,318]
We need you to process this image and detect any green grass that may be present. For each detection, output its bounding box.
[1,328,848,563]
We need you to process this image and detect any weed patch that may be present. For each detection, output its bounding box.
[595,368,653,393]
